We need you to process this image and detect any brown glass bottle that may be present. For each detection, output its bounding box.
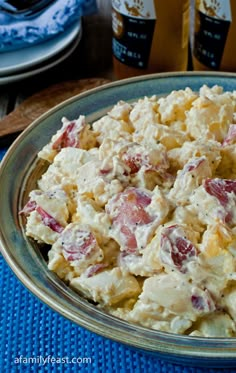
[192,0,236,72]
[112,0,190,79]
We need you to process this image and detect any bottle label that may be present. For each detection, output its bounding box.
[193,0,231,69]
[112,0,156,69]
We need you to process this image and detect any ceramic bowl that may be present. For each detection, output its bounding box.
[1,72,236,368]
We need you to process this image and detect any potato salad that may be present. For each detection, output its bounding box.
[21,85,236,337]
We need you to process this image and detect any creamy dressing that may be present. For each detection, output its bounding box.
[22,85,236,337]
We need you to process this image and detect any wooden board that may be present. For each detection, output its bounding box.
[0,78,110,138]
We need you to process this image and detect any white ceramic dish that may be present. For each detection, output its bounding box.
[0,19,81,77]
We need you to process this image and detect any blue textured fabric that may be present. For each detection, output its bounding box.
[0,0,97,52]
[1,255,236,373]
[0,148,235,373]
[0,147,7,159]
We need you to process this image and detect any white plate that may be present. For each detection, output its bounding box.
[0,19,81,77]
[0,26,82,85]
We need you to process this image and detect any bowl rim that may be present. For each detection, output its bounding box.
[2,71,236,365]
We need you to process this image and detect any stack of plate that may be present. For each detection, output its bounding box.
[0,19,82,85]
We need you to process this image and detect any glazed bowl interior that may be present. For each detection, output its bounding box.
[1,72,236,368]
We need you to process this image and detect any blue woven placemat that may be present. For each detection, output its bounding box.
[0,147,234,373]
[1,255,234,373]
